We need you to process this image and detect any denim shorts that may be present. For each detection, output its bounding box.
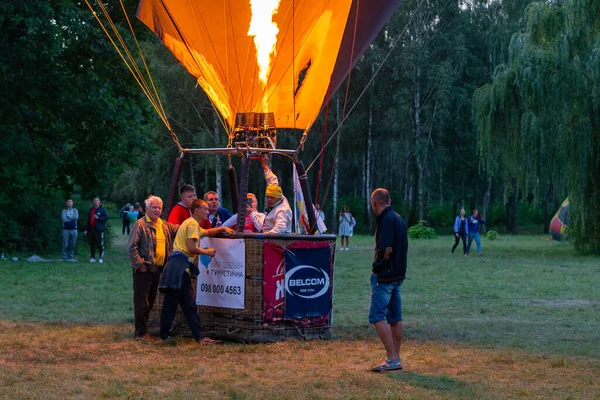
[368,273,403,324]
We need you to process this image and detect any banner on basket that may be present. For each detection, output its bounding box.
[284,243,332,319]
[263,241,286,324]
[196,238,245,309]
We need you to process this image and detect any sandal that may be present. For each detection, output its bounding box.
[197,336,223,345]
[372,358,403,372]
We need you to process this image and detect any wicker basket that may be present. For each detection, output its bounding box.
[149,234,336,342]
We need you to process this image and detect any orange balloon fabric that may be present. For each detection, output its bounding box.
[137,0,353,131]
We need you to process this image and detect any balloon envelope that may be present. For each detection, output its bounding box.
[137,0,400,132]
[550,197,570,241]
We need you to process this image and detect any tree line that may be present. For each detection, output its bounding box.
[1,0,598,253]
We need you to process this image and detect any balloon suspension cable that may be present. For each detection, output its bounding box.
[306,0,428,176]
[314,0,361,212]
[292,0,297,133]
[170,129,184,153]
[83,0,172,132]
[314,83,332,204]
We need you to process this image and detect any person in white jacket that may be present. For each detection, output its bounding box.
[248,154,293,234]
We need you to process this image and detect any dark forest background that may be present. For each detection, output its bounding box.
[1,0,598,254]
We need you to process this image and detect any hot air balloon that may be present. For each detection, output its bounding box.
[134,0,401,232]
[86,0,402,341]
[550,198,570,241]
[136,0,399,130]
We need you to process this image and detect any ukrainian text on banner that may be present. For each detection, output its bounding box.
[284,242,332,319]
[263,241,285,324]
[196,237,245,309]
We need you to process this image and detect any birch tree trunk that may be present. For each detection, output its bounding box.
[511,186,518,234]
[403,141,411,224]
[414,62,424,221]
[365,65,374,227]
[362,154,367,222]
[190,160,196,191]
[389,145,394,189]
[482,178,491,234]
[543,181,552,234]
[439,168,443,205]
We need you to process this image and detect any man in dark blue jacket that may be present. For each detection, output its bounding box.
[85,197,108,264]
[369,188,408,372]
[200,191,232,229]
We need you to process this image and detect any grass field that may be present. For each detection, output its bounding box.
[1,230,599,399]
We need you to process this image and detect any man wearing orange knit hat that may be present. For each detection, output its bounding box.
[249,154,293,234]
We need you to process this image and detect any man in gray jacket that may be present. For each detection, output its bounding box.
[61,199,79,261]
[128,195,179,342]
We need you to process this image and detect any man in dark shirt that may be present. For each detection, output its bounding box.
[84,197,108,264]
[369,188,408,372]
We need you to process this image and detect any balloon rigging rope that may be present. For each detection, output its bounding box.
[292,0,296,132]
[306,0,428,176]
[314,83,332,204]
[117,0,170,132]
[84,0,186,150]
[315,0,361,212]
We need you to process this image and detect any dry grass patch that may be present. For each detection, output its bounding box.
[1,322,598,399]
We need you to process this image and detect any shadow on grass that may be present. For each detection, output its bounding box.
[389,371,486,396]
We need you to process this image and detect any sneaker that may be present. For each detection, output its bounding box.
[98,258,104,264]
[372,358,403,372]
[90,258,96,263]
[197,337,223,345]
[68,258,77,262]
[134,333,155,342]
[478,253,483,256]
[161,336,174,343]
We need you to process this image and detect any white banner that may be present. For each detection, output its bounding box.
[196,237,245,309]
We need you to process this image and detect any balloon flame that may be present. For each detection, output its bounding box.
[248,0,281,86]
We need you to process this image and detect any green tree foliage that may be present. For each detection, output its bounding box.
[474,0,600,251]
[0,0,154,252]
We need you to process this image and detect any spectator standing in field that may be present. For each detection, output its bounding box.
[167,184,197,225]
[201,191,232,229]
[338,205,355,251]
[61,199,79,261]
[85,197,108,264]
[452,208,468,256]
[466,208,486,256]
[137,201,146,220]
[315,203,327,234]
[119,203,131,235]
[369,188,408,372]
[128,202,140,226]
[248,154,292,234]
[159,199,233,343]
[128,195,178,342]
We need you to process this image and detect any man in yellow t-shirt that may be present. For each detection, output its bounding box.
[159,199,233,343]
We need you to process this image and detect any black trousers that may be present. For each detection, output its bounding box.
[88,229,104,259]
[133,269,160,337]
[452,232,467,254]
[122,220,130,235]
[160,273,203,341]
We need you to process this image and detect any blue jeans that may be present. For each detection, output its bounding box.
[467,232,481,254]
[368,274,403,324]
[61,229,77,259]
